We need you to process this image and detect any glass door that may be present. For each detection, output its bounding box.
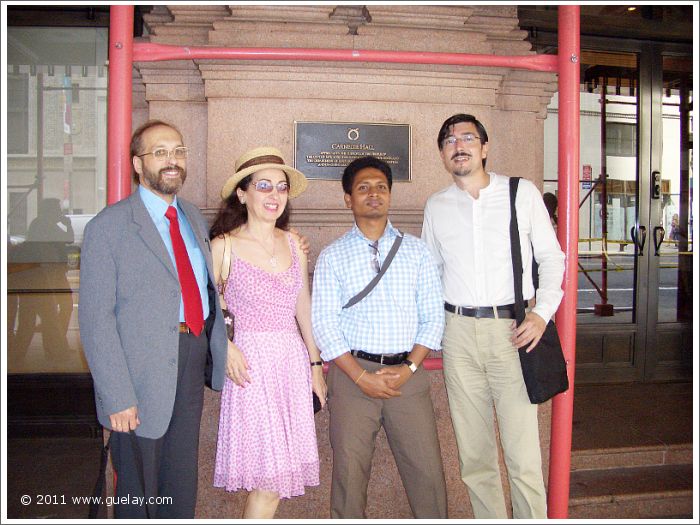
[638,49,693,380]
[543,44,693,383]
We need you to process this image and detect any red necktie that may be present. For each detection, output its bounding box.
[165,206,204,336]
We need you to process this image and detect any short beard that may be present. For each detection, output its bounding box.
[144,166,186,195]
[452,165,472,178]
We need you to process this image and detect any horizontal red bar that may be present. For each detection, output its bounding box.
[133,43,558,73]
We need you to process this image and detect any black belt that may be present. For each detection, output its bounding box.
[444,302,525,319]
[350,349,409,366]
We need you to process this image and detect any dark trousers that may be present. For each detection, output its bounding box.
[111,331,207,518]
[328,360,448,519]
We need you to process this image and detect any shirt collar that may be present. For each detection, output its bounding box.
[139,184,180,218]
[350,220,398,246]
[449,172,499,197]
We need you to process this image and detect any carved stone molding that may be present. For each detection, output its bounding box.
[131,68,147,110]
[143,5,231,45]
[136,5,556,135]
[497,70,558,119]
[329,5,372,35]
[134,59,205,102]
[209,6,348,47]
[198,63,503,105]
[363,5,476,30]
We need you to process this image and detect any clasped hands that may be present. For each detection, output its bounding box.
[356,364,412,399]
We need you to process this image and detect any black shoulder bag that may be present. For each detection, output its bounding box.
[509,177,569,404]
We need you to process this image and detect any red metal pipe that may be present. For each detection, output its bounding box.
[107,5,133,204]
[548,5,580,519]
[133,43,558,72]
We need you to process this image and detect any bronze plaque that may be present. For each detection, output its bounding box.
[294,121,411,181]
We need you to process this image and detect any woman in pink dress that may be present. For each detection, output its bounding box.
[209,147,326,518]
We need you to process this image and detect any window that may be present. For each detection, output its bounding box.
[7,73,29,154]
[606,122,637,157]
[6,27,108,374]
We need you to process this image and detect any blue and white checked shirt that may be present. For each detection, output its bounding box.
[312,221,444,362]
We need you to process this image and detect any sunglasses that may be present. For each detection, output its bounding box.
[253,180,289,194]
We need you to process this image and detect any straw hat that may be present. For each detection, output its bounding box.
[221,146,308,200]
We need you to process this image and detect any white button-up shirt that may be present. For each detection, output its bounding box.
[421,173,565,323]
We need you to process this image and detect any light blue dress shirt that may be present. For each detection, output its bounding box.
[139,185,210,322]
[312,221,444,362]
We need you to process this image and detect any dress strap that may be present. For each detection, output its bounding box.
[286,231,299,267]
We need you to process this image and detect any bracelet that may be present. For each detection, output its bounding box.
[354,369,367,384]
[310,361,323,367]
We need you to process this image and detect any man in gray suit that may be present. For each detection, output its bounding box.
[79,120,228,518]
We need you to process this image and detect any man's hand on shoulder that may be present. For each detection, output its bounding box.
[511,312,547,353]
[109,406,140,433]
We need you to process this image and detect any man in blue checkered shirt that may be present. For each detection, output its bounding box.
[312,156,447,519]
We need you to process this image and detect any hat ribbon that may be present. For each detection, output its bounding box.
[237,155,284,172]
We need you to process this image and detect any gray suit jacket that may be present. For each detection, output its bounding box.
[78,191,227,439]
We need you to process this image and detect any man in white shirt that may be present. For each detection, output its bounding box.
[421,113,565,519]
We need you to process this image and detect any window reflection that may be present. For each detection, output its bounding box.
[6,27,108,373]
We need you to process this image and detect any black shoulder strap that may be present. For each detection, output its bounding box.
[343,232,404,309]
[509,177,527,325]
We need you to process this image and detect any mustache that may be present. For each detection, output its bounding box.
[159,166,185,176]
[451,151,469,160]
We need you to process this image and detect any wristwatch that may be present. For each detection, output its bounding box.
[403,359,418,374]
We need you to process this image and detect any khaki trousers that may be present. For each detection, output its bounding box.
[442,311,546,519]
[328,360,448,519]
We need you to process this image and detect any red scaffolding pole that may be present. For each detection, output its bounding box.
[106,5,133,204]
[549,5,580,519]
[107,6,579,517]
[132,42,558,71]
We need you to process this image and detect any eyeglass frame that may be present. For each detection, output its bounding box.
[136,146,189,160]
[252,179,290,194]
[441,133,482,148]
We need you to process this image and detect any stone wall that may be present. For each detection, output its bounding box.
[136,4,556,265]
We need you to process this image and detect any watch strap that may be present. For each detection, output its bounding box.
[403,359,417,373]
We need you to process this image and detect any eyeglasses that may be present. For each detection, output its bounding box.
[137,147,188,160]
[369,241,380,273]
[253,180,289,194]
[442,133,481,148]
